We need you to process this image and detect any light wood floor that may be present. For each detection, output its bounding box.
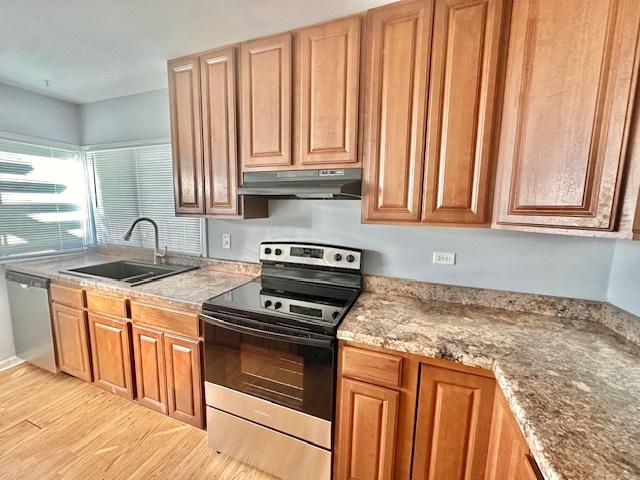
[0,363,276,480]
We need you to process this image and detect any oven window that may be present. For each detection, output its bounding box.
[204,320,335,421]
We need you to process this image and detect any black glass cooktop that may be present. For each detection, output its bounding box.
[202,276,360,336]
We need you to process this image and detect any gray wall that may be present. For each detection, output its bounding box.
[207,200,616,301]
[607,240,640,316]
[0,82,80,144]
[0,82,82,362]
[80,89,169,145]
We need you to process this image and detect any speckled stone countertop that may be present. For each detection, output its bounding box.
[338,292,640,480]
[4,249,258,311]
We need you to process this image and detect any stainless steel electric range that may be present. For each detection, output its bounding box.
[200,242,363,480]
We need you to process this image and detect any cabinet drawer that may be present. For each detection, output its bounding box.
[50,283,85,308]
[86,291,128,318]
[130,301,199,338]
[341,345,403,388]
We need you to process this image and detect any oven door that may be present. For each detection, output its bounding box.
[201,312,336,422]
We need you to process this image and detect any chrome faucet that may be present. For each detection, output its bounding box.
[122,217,167,265]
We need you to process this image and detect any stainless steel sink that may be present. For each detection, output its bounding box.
[61,260,197,286]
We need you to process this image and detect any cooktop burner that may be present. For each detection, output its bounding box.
[201,242,363,336]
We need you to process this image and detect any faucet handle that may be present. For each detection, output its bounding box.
[159,246,168,258]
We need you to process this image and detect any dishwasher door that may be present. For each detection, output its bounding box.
[6,271,57,373]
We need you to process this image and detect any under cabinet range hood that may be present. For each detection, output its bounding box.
[237,168,361,200]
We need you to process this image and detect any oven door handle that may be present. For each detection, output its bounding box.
[200,313,335,349]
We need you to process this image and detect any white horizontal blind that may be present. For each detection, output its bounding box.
[0,139,89,259]
[88,144,203,256]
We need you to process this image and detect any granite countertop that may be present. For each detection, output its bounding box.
[338,292,640,480]
[4,251,257,311]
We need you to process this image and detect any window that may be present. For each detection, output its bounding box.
[87,144,204,256]
[0,139,89,259]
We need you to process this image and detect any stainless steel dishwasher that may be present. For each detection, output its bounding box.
[5,270,57,373]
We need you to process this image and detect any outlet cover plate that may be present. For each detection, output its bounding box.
[222,233,231,249]
[433,252,455,265]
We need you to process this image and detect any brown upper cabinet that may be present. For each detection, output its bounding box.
[240,33,293,169]
[200,47,240,216]
[362,0,507,225]
[168,56,204,215]
[295,16,361,167]
[168,49,267,218]
[493,0,640,231]
[362,0,432,223]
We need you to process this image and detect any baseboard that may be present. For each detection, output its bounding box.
[0,356,25,372]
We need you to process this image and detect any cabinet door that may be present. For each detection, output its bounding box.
[422,0,505,224]
[240,33,292,169]
[362,0,433,222]
[132,325,167,414]
[412,364,495,480]
[51,303,91,382]
[201,47,240,216]
[296,16,361,166]
[88,314,134,400]
[168,56,204,215]
[494,0,640,230]
[164,334,203,428]
[486,390,544,480]
[334,377,400,480]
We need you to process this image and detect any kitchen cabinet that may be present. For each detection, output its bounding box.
[240,33,293,169]
[88,313,135,400]
[335,342,544,480]
[164,333,203,428]
[412,364,495,480]
[51,302,92,382]
[132,325,168,414]
[295,16,361,167]
[200,47,240,216]
[362,0,506,226]
[422,0,505,225]
[486,390,543,480]
[493,0,640,231]
[168,50,267,219]
[168,55,204,215]
[334,378,400,479]
[361,0,432,223]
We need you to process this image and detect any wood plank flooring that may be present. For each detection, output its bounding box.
[0,364,276,480]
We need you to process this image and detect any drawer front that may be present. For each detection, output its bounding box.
[50,283,85,308]
[340,345,403,388]
[130,301,199,338]
[86,291,127,318]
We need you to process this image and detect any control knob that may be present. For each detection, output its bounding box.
[347,254,355,263]
[332,311,339,319]
[275,249,282,256]
[334,253,342,261]
[264,300,272,308]
[264,247,272,255]
[274,302,282,310]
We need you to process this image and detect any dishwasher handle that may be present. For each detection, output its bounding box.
[5,271,50,289]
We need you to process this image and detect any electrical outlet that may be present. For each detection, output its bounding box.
[433,252,455,265]
[222,233,231,250]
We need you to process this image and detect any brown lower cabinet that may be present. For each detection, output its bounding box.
[334,342,543,480]
[50,302,92,382]
[164,334,203,428]
[50,283,204,429]
[132,325,168,414]
[88,313,135,400]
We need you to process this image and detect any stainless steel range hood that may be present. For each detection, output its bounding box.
[237,168,361,200]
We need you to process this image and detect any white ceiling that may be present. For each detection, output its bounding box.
[0,0,389,104]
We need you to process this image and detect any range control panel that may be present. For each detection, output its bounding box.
[259,242,362,271]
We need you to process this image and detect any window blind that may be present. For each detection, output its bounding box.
[88,144,204,256]
[0,139,89,259]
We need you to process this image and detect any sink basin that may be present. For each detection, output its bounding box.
[62,260,197,286]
